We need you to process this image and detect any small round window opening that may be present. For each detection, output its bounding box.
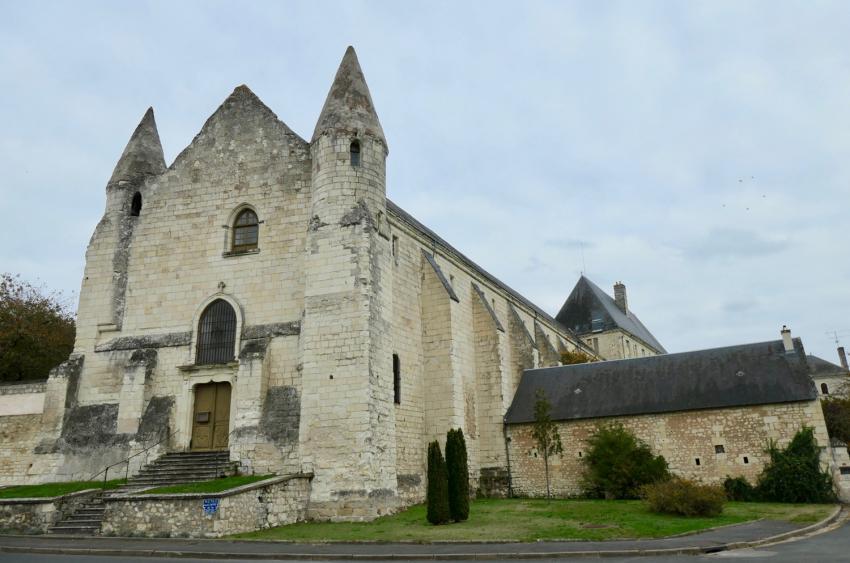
[350,140,361,167]
[232,209,259,252]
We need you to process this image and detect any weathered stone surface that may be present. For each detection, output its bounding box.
[58,403,128,452]
[259,387,299,447]
[137,396,174,442]
[95,332,191,352]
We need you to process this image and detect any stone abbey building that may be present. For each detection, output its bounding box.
[1,47,846,519]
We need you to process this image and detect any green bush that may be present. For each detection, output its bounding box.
[723,476,757,502]
[756,427,835,503]
[643,478,726,517]
[446,428,470,522]
[581,424,669,499]
[426,440,450,524]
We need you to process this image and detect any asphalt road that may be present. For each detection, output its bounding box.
[0,517,846,563]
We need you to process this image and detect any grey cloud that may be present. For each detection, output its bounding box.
[682,229,788,260]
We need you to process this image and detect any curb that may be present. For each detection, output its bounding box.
[0,506,844,560]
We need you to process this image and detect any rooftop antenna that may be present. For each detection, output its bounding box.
[826,330,850,346]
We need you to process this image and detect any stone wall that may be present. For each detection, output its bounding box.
[582,328,660,360]
[507,400,831,497]
[0,489,100,534]
[102,474,311,538]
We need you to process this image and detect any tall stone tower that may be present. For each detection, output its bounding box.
[74,109,166,353]
[299,47,398,520]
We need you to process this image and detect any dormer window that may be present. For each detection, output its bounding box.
[232,209,259,252]
[350,140,361,167]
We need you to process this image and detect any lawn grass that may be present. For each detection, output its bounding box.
[0,479,126,499]
[230,498,836,542]
[142,474,274,495]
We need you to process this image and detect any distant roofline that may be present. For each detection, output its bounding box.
[524,336,801,374]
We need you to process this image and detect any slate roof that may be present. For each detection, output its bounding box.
[556,275,665,353]
[807,355,849,378]
[505,338,818,424]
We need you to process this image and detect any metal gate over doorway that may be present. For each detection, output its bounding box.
[191,382,231,451]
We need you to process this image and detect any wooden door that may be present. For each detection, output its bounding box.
[191,382,231,451]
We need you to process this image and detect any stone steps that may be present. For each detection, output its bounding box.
[113,451,237,493]
[50,451,238,535]
[48,496,105,535]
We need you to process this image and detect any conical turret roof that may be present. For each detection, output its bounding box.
[109,107,166,185]
[312,46,386,148]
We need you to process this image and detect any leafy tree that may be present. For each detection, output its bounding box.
[0,273,75,382]
[581,423,669,499]
[560,349,595,365]
[532,388,563,499]
[821,397,850,446]
[446,428,470,521]
[426,440,450,524]
[756,426,835,503]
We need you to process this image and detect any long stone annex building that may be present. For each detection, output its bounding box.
[1,47,847,521]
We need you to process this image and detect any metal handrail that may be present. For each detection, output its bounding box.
[89,428,181,486]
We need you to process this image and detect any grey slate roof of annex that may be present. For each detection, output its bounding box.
[807,355,849,377]
[556,275,666,353]
[505,338,817,424]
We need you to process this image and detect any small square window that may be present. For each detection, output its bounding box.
[715,445,725,454]
[695,458,701,466]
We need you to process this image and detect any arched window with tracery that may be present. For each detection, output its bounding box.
[196,299,237,364]
[232,209,259,252]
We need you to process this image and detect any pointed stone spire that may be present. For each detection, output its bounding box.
[109,107,166,185]
[312,46,386,148]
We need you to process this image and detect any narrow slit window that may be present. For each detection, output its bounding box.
[393,354,401,404]
[695,458,701,466]
[821,383,829,395]
[130,192,142,217]
[350,140,361,167]
[232,209,259,252]
[196,299,237,365]
[743,456,749,464]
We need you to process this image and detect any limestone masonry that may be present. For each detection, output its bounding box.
[1,47,847,520]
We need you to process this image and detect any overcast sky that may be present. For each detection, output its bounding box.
[1,1,848,361]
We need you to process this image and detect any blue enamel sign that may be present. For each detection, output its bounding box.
[203,498,220,515]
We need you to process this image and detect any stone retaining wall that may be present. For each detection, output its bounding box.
[0,489,100,533]
[102,473,311,538]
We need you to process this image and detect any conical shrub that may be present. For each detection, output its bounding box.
[426,440,450,524]
[446,428,470,521]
